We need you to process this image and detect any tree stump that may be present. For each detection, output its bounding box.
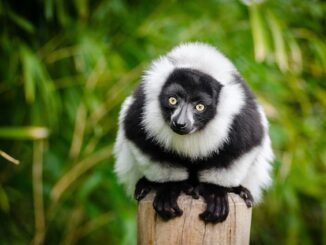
[137,193,252,245]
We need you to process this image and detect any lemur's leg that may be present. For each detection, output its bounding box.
[182,170,200,199]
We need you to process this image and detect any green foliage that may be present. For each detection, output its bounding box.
[0,0,325,244]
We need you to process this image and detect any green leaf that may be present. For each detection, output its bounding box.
[313,40,326,72]
[249,4,269,62]
[288,35,302,74]
[45,0,54,20]
[8,10,35,33]
[0,127,49,140]
[20,45,60,126]
[20,46,36,103]
[266,11,289,72]
[0,186,10,213]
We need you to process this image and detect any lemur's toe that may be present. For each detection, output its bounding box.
[134,177,152,201]
[135,187,151,201]
[153,182,184,220]
[231,186,254,208]
[198,183,230,223]
[153,191,183,220]
[199,193,229,223]
[183,184,200,199]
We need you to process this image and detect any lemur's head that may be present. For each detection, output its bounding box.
[159,68,223,135]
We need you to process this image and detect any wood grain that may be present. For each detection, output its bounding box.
[138,193,252,245]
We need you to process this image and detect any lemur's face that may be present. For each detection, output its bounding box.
[159,68,222,135]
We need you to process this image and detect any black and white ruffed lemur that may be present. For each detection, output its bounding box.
[114,42,273,223]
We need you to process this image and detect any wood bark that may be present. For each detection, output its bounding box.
[138,193,252,245]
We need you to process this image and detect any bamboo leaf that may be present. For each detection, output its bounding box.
[266,11,289,72]
[249,4,269,62]
[74,0,89,19]
[45,0,54,20]
[8,10,35,33]
[20,46,36,103]
[0,127,49,140]
[20,45,60,126]
[0,150,20,165]
[50,146,112,205]
[32,140,45,245]
[288,35,303,74]
[0,186,10,213]
[313,40,326,73]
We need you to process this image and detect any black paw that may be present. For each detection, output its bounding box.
[134,177,152,201]
[198,183,229,223]
[231,185,254,208]
[153,182,184,220]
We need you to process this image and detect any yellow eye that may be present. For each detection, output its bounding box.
[196,104,205,112]
[168,97,178,105]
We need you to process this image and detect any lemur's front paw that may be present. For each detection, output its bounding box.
[134,177,152,201]
[231,185,254,208]
[153,182,183,220]
[198,183,229,223]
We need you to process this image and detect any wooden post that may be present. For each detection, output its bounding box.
[138,193,252,245]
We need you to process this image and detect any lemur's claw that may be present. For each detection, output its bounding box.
[198,183,230,223]
[190,190,200,199]
[231,185,254,208]
[134,177,152,201]
[135,187,151,201]
[182,183,200,199]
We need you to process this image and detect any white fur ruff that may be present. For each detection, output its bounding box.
[142,43,245,159]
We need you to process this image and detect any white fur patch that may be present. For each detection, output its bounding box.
[241,136,273,202]
[142,42,246,159]
[128,142,188,183]
[114,96,143,196]
[114,138,142,196]
[240,107,274,202]
[198,146,261,187]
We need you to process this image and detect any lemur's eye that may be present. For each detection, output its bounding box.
[195,104,205,112]
[168,97,178,105]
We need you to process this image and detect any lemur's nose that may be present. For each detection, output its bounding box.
[173,121,187,129]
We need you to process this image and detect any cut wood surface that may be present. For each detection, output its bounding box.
[138,193,252,245]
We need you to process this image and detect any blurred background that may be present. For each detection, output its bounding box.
[0,0,325,244]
